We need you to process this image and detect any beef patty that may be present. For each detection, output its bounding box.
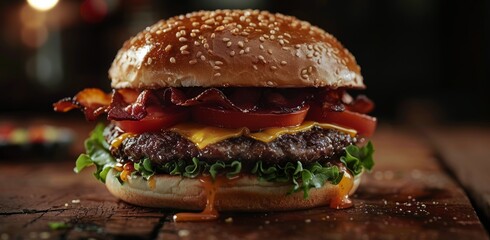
[105,124,357,166]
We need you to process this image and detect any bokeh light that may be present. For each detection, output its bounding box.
[27,0,59,12]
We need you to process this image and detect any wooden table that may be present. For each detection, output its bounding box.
[0,124,489,239]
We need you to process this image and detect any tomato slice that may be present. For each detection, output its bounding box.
[115,107,189,133]
[306,105,377,137]
[191,106,309,131]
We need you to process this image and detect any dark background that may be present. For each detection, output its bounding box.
[0,0,488,123]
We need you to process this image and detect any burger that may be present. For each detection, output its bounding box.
[54,9,376,221]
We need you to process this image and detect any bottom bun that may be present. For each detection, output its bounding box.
[105,169,362,211]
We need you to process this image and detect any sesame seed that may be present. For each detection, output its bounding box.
[215,61,223,65]
[284,33,291,38]
[196,51,202,57]
[181,50,190,55]
[237,41,244,48]
[190,32,196,37]
[180,45,188,51]
[245,47,251,53]
[214,73,221,77]
[192,22,200,27]
[239,49,245,54]
[270,66,277,70]
[211,33,215,39]
[176,32,182,38]
[301,69,308,75]
[189,59,197,64]
[215,26,225,31]
[282,47,290,51]
[307,53,313,58]
[279,39,285,45]
[222,38,230,42]
[165,45,172,52]
[156,30,162,35]
[214,66,221,70]
[302,74,308,79]
[194,41,200,46]
[295,44,301,49]
[308,66,313,73]
[258,55,266,63]
[259,44,264,50]
[179,37,187,42]
[241,32,249,36]
[203,43,209,49]
[253,65,258,70]
[280,61,287,65]
[270,35,275,40]
[259,36,265,42]
[200,55,206,61]
[227,42,232,47]
[201,24,212,29]
[147,58,152,64]
[229,51,235,56]
[307,45,313,50]
[170,57,176,63]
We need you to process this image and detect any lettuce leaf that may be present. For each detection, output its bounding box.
[340,141,375,176]
[74,123,116,182]
[133,158,155,180]
[252,161,343,198]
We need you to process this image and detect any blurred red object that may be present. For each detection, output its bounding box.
[80,0,108,23]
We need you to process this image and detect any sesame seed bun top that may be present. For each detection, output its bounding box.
[109,9,364,89]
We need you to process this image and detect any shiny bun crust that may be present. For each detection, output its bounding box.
[105,169,362,211]
[109,9,364,89]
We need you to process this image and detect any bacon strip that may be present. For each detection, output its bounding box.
[165,88,246,110]
[53,88,111,120]
[108,90,164,120]
[54,87,361,121]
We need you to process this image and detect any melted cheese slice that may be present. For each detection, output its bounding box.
[171,121,357,149]
[171,123,249,149]
[110,133,136,149]
[248,121,357,143]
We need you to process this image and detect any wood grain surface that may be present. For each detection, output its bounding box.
[0,126,488,239]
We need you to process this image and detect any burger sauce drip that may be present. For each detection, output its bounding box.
[173,176,220,222]
[329,171,354,209]
[148,176,156,190]
[119,163,135,182]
